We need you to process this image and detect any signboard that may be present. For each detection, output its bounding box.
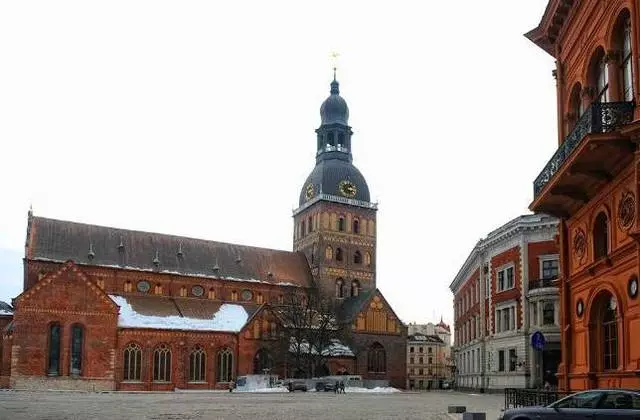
[531,331,546,351]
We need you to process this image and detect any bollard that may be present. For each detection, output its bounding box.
[462,413,486,420]
[448,406,466,414]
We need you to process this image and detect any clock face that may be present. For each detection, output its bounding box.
[305,183,315,200]
[338,180,357,198]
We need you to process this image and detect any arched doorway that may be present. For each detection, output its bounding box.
[253,348,273,374]
[588,291,620,375]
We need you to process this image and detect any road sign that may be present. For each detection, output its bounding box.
[531,331,546,351]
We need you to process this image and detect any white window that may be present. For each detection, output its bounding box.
[497,265,514,292]
[539,256,559,280]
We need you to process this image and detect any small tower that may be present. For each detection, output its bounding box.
[293,73,377,301]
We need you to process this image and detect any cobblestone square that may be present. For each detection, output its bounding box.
[0,390,504,420]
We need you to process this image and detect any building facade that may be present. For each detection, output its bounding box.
[406,320,452,389]
[527,0,640,391]
[0,76,407,391]
[450,215,559,391]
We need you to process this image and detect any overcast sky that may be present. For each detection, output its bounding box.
[0,0,555,327]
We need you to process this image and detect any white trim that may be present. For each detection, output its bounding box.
[496,264,515,293]
[538,254,559,279]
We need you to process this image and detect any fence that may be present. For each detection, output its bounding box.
[504,388,571,409]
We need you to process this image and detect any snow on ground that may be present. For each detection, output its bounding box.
[109,295,248,332]
[235,387,290,393]
[345,387,401,393]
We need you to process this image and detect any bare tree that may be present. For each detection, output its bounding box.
[271,287,343,378]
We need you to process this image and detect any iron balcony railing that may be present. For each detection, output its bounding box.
[504,388,572,409]
[529,277,558,290]
[533,101,634,198]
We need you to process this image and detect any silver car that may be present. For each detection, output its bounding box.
[499,389,640,419]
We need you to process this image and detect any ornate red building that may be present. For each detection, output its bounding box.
[528,0,640,390]
[0,76,406,391]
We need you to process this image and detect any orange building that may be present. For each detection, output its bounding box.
[528,0,640,390]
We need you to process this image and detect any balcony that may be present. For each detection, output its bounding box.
[528,278,558,291]
[531,101,634,218]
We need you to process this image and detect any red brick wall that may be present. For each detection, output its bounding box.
[490,246,522,332]
[527,241,558,283]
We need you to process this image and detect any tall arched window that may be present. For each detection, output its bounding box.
[353,251,362,264]
[47,323,61,376]
[568,83,584,130]
[123,343,142,381]
[153,344,172,382]
[336,278,344,298]
[591,49,609,103]
[364,252,372,266]
[328,132,335,146]
[351,280,360,297]
[335,248,343,262]
[614,11,633,101]
[367,342,386,373]
[338,132,345,147]
[594,211,609,260]
[253,348,273,374]
[189,346,206,382]
[70,324,83,376]
[590,292,619,371]
[217,348,233,382]
[353,219,360,234]
[325,246,333,260]
[338,216,345,232]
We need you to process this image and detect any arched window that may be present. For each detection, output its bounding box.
[153,344,172,382]
[351,280,360,297]
[568,83,584,130]
[338,132,345,147]
[308,216,312,233]
[123,343,142,381]
[189,346,206,382]
[353,219,360,234]
[354,251,362,264]
[590,292,619,371]
[327,132,335,146]
[301,220,305,237]
[364,252,372,266]
[594,211,609,260]
[591,49,609,103]
[614,11,633,101]
[325,246,333,260]
[253,348,273,374]
[70,324,83,376]
[367,342,386,373]
[47,323,61,376]
[217,348,233,382]
[338,216,345,232]
[336,278,344,298]
[335,248,343,262]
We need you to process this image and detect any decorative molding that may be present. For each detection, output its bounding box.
[618,191,635,231]
[573,228,587,263]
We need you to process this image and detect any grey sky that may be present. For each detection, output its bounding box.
[0,0,554,326]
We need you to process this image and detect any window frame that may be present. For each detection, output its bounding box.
[123,342,142,382]
[496,264,515,293]
[539,254,559,280]
[69,324,84,376]
[217,348,234,383]
[153,344,172,383]
[189,346,206,383]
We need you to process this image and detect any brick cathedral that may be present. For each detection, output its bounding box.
[0,76,407,391]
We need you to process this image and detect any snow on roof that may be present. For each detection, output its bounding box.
[289,338,355,357]
[0,310,13,316]
[109,295,248,332]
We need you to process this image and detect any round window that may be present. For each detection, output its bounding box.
[576,299,584,318]
[241,289,253,301]
[629,276,639,299]
[137,280,150,293]
[192,285,204,297]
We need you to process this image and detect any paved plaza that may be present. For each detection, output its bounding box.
[0,390,503,420]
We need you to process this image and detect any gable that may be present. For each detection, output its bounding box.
[240,304,279,341]
[15,261,118,315]
[352,291,403,335]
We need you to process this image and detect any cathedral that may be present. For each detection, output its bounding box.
[0,76,407,391]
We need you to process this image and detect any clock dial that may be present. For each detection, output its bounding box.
[338,180,357,198]
[305,183,315,200]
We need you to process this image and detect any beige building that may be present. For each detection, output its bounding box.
[406,320,452,389]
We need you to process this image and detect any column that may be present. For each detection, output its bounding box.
[606,50,621,102]
[538,301,543,327]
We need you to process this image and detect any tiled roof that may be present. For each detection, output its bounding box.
[0,301,13,316]
[28,216,313,287]
[408,333,443,343]
[337,290,374,323]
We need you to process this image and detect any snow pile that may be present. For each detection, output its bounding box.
[346,387,400,393]
[0,310,13,316]
[235,387,289,393]
[109,295,248,332]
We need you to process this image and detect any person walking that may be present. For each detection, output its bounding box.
[339,381,345,394]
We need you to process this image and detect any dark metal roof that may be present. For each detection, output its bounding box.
[320,79,349,126]
[28,216,313,287]
[299,158,370,206]
[0,301,13,315]
[337,289,374,323]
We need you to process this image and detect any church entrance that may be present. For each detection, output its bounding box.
[253,348,273,374]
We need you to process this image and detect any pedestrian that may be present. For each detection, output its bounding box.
[335,380,339,394]
[339,381,345,394]
[229,380,235,393]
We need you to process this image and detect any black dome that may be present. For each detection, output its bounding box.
[320,80,349,125]
[299,159,370,205]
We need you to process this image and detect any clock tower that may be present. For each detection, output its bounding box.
[293,74,377,301]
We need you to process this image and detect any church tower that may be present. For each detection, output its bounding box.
[293,74,377,301]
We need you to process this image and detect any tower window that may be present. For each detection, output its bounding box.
[351,280,360,297]
[338,132,345,147]
[353,219,360,234]
[354,251,362,264]
[336,278,344,298]
[364,252,372,266]
[336,248,343,262]
[328,132,335,146]
[338,217,345,232]
[325,246,333,260]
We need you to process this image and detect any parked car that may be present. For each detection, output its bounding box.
[286,380,307,392]
[315,381,336,392]
[499,389,640,420]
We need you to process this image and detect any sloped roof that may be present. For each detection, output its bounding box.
[109,294,260,332]
[27,216,313,287]
[0,301,13,316]
[337,289,374,323]
[408,333,443,343]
